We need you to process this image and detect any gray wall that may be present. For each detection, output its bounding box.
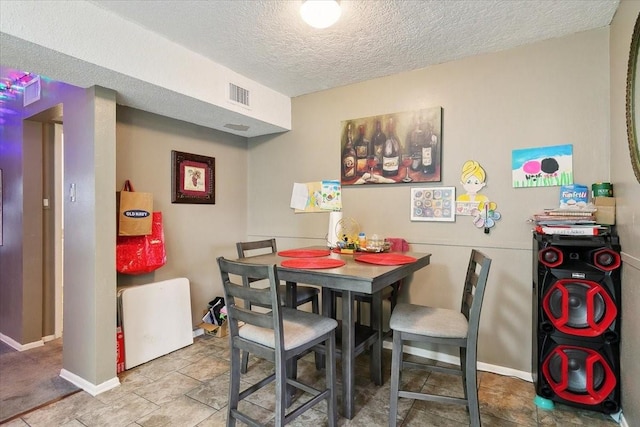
[61,86,117,385]
[1,4,637,423]
[115,107,249,326]
[0,78,83,345]
[0,81,118,388]
[610,1,640,424]
[247,28,611,377]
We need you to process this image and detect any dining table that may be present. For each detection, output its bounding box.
[233,245,431,419]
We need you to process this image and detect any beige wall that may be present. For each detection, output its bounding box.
[0,78,83,345]
[248,28,611,376]
[2,4,637,421]
[611,1,640,425]
[0,81,119,389]
[115,107,249,326]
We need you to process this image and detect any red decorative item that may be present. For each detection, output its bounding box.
[281,258,345,269]
[277,249,331,258]
[355,254,416,265]
[116,212,166,275]
[386,238,410,252]
[116,326,125,373]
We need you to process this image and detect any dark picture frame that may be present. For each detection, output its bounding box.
[171,150,215,204]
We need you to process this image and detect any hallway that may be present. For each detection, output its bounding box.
[0,339,79,423]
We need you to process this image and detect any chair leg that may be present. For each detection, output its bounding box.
[241,350,249,374]
[317,288,333,369]
[390,281,400,312]
[465,345,481,427]
[228,346,241,427]
[326,333,337,427]
[389,331,403,427]
[275,355,287,426]
[312,294,323,370]
[460,347,468,400]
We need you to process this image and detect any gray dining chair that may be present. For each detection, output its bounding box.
[217,257,337,427]
[388,249,492,427]
[236,238,320,373]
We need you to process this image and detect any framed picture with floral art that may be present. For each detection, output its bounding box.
[171,151,215,204]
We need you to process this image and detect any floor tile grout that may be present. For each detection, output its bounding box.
[1,334,620,426]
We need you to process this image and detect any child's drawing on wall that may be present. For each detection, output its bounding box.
[456,160,488,216]
[512,144,573,188]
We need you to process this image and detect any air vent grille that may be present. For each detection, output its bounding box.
[229,83,250,107]
[23,75,41,107]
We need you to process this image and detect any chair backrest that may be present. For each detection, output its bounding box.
[217,256,284,352]
[236,238,277,259]
[236,239,278,292]
[461,249,492,342]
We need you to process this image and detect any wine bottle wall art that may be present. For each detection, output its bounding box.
[340,107,442,186]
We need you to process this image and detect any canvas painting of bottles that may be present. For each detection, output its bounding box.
[340,107,442,185]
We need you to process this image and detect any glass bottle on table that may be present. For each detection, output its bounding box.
[370,120,386,172]
[382,117,400,177]
[342,123,356,179]
[354,124,370,176]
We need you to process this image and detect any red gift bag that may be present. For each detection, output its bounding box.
[116,212,166,274]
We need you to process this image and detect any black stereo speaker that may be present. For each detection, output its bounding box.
[532,233,621,414]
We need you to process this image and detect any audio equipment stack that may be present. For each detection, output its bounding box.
[532,232,621,414]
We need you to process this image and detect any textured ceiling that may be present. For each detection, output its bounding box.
[89,0,620,98]
[1,0,621,137]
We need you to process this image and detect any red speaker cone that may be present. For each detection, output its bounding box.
[593,249,621,271]
[541,345,616,406]
[539,246,563,268]
[542,279,617,337]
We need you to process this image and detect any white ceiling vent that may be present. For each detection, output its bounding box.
[23,75,41,107]
[229,83,250,108]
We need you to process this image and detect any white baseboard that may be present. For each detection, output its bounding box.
[42,334,57,343]
[0,333,44,351]
[60,369,120,396]
[383,340,532,382]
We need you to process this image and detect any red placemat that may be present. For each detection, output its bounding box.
[355,254,417,266]
[277,249,331,258]
[281,258,346,269]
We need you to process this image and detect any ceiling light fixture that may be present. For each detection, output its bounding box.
[300,0,341,29]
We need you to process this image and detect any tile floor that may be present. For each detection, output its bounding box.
[2,333,619,426]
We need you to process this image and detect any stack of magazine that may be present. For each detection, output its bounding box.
[531,207,609,236]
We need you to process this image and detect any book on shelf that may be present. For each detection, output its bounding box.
[534,225,608,236]
[532,208,596,224]
[534,219,596,226]
[542,207,597,216]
